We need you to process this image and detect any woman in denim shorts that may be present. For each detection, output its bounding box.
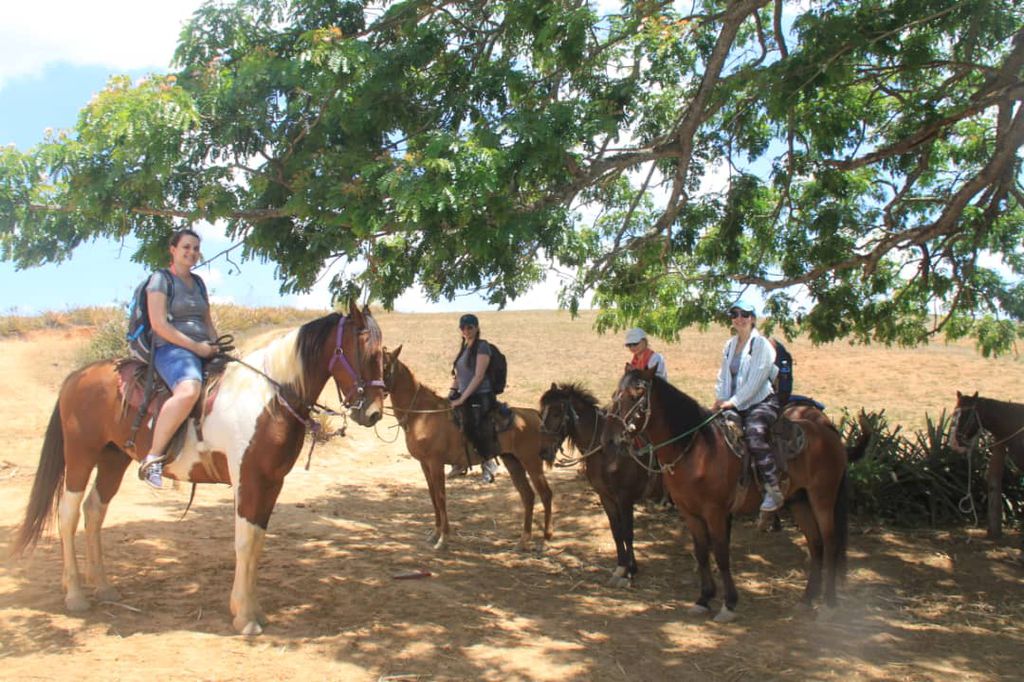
[138,229,219,489]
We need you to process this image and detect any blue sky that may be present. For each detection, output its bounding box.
[0,0,573,314]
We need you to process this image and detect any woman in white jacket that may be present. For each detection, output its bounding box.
[712,299,783,512]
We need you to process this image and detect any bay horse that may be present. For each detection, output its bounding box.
[605,368,870,622]
[539,382,657,586]
[383,345,557,551]
[951,391,1024,538]
[11,301,386,635]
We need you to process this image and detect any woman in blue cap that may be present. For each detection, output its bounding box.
[448,313,501,482]
[712,299,783,512]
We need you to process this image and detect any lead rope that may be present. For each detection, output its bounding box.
[958,434,980,526]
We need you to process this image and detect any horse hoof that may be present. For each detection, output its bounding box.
[235,616,264,636]
[65,594,91,613]
[713,606,737,623]
[607,575,631,589]
[686,603,711,616]
[432,537,448,551]
[95,586,122,602]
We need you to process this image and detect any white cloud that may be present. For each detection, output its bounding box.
[0,0,205,89]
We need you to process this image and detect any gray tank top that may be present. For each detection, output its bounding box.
[454,340,493,394]
[145,270,211,347]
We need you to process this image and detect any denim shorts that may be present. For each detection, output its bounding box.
[153,343,203,389]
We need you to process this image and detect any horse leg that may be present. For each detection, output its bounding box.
[709,512,739,623]
[231,477,283,636]
[59,442,99,613]
[623,499,639,580]
[83,446,131,602]
[501,455,536,551]
[421,459,449,550]
[986,445,1008,539]
[788,496,824,608]
[523,457,554,542]
[808,491,840,608]
[599,494,629,587]
[58,489,89,612]
[680,511,715,615]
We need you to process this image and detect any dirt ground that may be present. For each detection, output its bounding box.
[1,320,1022,681]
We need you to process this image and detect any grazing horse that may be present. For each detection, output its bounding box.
[539,382,657,586]
[604,368,870,621]
[951,391,1024,539]
[12,302,386,635]
[383,346,556,551]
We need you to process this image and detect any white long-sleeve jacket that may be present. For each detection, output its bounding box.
[715,328,776,411]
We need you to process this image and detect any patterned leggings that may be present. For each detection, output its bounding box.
[740,394,781,486]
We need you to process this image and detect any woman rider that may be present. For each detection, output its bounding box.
[712,299,783,512]
[624,327,667,380]
[138,229,219,489]
[448,313,501,482]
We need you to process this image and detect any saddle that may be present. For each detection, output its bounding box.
[117,355,230,457]
[718,413,806,488]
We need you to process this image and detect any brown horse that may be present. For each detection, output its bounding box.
[605,368,870,621]
[952,391,1024,538]
[540,382,657,586]
[383,346,556,551]
[12,302,386,635]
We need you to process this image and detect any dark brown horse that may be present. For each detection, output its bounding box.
[952,391,1024,538]
[383,346,557,551]
[12,302,386,635]
[605,368,870,621]
[540,382,657,586]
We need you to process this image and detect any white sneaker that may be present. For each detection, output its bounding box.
[139,455,163,490]
[760,484,784,512]
[481,459,499,483]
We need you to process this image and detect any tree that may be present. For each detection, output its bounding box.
[1,0,1022,355]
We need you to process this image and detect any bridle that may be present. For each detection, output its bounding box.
[540,396,605,464]
[609,378,653,437]
[952,403,981,447]
[327,314,386,412]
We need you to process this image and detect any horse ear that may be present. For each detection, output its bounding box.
[392,344,403,360]
[972,391,979,398]
[362,303,371,318]
[623,362,630,374]
[956,390,962,399]
[550,382,557,390]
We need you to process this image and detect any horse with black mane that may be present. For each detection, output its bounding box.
[539,382,658,586]
[12,302,386,635]
[383,345,557,551]
[604,367,870,621]
[952,391,1024,539]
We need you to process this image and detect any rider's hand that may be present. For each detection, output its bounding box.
[194,341,218,359]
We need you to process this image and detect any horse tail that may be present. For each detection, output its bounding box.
[11,401,66,557]
[845,410,873,464]
[834,468,850,584]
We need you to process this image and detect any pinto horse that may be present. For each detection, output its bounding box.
[605,368,870,621]
[952,391,1024,539]
[12,302,385,635]
[539,382,657,586]
[383,346,556,551]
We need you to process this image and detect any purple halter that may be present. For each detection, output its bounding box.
[327,314,386,408]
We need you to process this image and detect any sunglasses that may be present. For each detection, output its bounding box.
[728,310,753,319]
[625,342,640,348]
[459,324,476,330]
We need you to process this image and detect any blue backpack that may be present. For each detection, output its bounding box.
[126,269,207,363]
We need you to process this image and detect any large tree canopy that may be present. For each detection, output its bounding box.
[2,0,1022,354]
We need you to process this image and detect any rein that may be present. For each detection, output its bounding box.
[542,398,605,468]
[610,378,722,474]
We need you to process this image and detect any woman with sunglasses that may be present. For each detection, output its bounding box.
[448,313,501,483]
[712,299,783,512]
[624,327,667,380]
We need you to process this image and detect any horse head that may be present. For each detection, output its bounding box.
[539,383,574,443]
[326,301,386,427]
[951,390,981,453]
[603,367,655,449]
[382,344,404,392]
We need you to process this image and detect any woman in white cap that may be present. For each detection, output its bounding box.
[624,328,667,380]
[712,299,783,512]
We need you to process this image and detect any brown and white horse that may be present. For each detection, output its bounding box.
[12,302,385,635]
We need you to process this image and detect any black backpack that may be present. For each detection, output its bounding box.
[749,336,793,404]
[457,339,508,395]
[126,269,207,363]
